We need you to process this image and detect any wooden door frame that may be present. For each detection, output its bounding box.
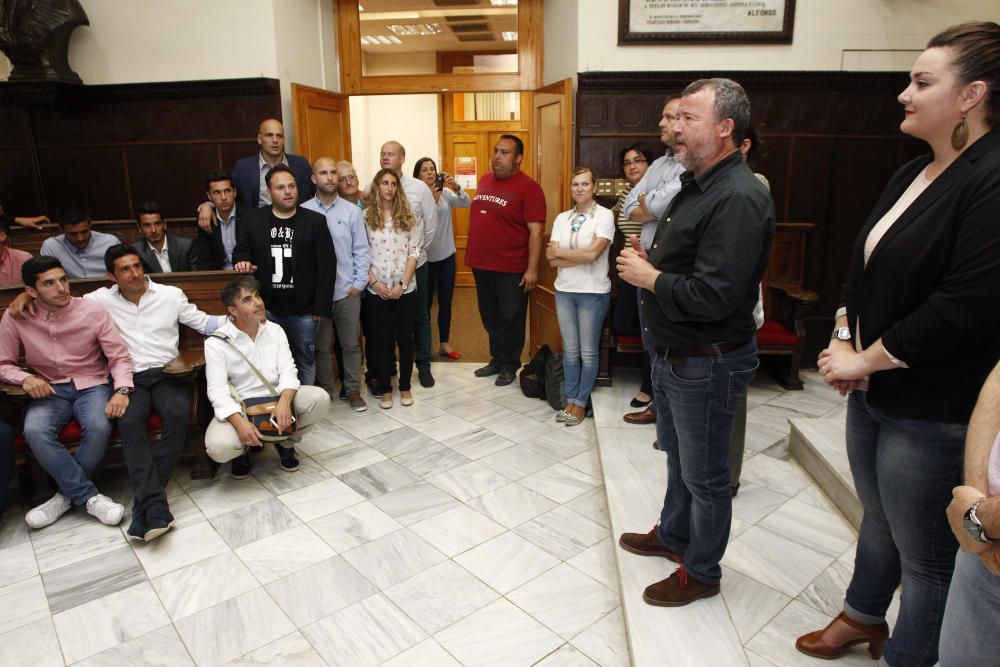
[291,83,352,163]
[335,0,543,94]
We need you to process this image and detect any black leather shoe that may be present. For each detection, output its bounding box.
[277,445,300,472]
[338,385,347,400]
[495,370,516,386]
[474,363,500,378]
[418,366,435,388]
[231,450,252,479]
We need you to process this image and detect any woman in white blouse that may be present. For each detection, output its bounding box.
[362,168,422,409]
[413,157,471,359]
[546,167,615,426]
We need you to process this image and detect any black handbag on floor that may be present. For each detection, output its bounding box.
[520,344,552,399]
[544,353,565,412]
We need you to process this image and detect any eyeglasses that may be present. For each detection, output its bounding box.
[622,158,647,168]
[337,175,358,183]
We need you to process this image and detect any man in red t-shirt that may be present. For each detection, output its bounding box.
[465,135,546,386]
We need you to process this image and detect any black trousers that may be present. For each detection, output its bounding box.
[118,368,191,515]
[427,254,457,343]
[472,268,529,373]
[364,291,416,392]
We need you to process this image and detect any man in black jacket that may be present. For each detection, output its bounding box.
[233,164,335,385]
[131,202,198,273]
[196,170,242,270]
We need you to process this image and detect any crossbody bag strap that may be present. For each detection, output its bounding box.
[209,331,280,395]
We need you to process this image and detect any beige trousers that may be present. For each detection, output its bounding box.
[205,385,330,463]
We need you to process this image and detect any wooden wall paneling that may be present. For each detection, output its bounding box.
[530,289,561,355]
[0,78,281,221]
[575,71,926,370]
[125,143,222,218]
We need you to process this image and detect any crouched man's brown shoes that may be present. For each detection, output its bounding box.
[643,566,720,607]
[618,528,683,561]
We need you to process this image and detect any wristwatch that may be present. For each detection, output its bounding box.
[115,386,133,396]
[963,498,993,543]
[831,327,851,341]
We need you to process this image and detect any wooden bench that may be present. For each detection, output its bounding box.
[8,218,201,258]
[0,270,236,503]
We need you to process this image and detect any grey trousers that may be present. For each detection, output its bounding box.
[315,294,363,393]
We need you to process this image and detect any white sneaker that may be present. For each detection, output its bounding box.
[86,494,124,526]
[25,493,72,529]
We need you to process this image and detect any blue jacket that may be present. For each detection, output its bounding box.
[231,153,315,208]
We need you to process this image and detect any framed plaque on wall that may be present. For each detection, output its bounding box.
[619,0,795,45]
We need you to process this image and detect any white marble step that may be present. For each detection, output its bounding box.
[788,409,862,530]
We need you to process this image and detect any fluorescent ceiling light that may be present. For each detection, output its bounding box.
[501,31,518,41]
[386,23,443,36]
[491,0,518,6]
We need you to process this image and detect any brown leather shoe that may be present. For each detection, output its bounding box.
[623,405,656,424]
[643,566,720,607]
[618,527,682,561]
[795,611,889,660]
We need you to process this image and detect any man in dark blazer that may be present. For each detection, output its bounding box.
[233,119,313,208]
[196,119,314,233]
[131,202,197,273]
[232,164,335,386]
[196,170,242,270]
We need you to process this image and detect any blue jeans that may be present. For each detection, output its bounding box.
[23,382,112,506]
[267,311,318,385]
[939,549,1000,666]
[555,291,609,407]
[653,338,758,585]
[843,391,965,667]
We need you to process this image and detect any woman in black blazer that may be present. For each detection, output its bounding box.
[798,22,1000,667]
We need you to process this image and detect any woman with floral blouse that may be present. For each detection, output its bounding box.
[362,168,422,409]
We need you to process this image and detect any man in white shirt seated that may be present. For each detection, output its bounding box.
[204,275,330,478]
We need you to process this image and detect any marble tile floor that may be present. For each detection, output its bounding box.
[0,363,881,666]
[594,368,903,666]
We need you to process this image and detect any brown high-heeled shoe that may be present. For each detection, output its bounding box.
[795,611,889,660]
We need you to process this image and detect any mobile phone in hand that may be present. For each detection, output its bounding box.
[435,174,445,191]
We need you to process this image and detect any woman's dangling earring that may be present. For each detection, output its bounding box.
[951,113,969,150]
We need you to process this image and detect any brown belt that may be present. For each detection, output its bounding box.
[654,339,751,365]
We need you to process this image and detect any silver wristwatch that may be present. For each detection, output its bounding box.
[964,498,993,544]
[831,327,851,341]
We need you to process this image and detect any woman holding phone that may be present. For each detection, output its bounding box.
[414,157,470,360]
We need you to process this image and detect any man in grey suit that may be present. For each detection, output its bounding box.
[131,202,198,273]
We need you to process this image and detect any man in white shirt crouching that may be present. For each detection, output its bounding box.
[204,275,330,479]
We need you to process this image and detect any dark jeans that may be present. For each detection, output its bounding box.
[427,254,457,344]
[266,311,318,385]
[653,339,758,585]
[472,268,529,373]
[413,264,432,368]
[365,290,416,392]
[636,285,653,396]
[843,390,965,667]
[0,419,14,518]
[118,368,191,516]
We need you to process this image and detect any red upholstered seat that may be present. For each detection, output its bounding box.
[757,320,798,348]
[616,334,643,347]
[13,412,164,453]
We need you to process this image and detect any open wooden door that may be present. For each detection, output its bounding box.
[529,78,574,355]
[291,84,352,164]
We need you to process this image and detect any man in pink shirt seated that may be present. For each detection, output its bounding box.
[0,214,32,287]
[0,256,133,529]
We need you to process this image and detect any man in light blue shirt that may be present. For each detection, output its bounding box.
[302,157,371,412]
[40,206,120,279]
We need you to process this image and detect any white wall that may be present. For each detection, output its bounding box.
[577,0,1000,72]
[348,94,441,188]
[272,0,329,151]
[544,0,579,85]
